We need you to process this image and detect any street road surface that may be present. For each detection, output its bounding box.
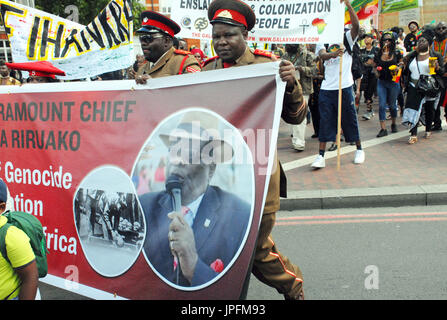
[38,205,447,300]
[247,205,447,300]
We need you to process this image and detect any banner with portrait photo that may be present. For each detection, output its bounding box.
[0,0,133,80]
[0,62,284,299]
[171,0,345,44]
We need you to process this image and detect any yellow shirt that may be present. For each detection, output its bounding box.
[0,215,35,300]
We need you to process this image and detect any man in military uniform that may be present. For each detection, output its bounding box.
[203,0,306,300]
[135,11,201,84]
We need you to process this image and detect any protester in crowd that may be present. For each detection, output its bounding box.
[0,180,39,300]
[360,33,379,120]
[374,32,403,137]
[5,61,65,83]
[0,60,21,85]
[391,26,407,56]
[404,20,420,53]
[191,47,206,66]
[432,21,447,129]
[178,38,188,51]
[135,11,201,84]
[392,26,407,116]
[271,44,285,58]
[283,44,318,151]
[311,0,364,169]
[402,29,445,144]
[128,54,149,79]
[202,0,306,300]
[307,44,323,138]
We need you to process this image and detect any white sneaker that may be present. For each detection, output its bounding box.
[311,155,325,168]
[293,144,305,151]
[354,150,365,164]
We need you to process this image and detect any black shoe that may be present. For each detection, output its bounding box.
[328,143,337,151]
[377,129,388,137]
[432,125,442,131]
[391,124,397,133]
[311,134,318,138]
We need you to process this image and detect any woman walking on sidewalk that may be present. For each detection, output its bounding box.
[402,30,445,144]
[374,32,403,137]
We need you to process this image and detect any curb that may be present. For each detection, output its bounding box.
[280,184,447,211]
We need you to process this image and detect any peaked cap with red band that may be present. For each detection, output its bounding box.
[136,10,181,37]
[208,0,256,31]
[5,61,65,79]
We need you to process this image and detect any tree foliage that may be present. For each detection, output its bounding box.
[35,0,145,30]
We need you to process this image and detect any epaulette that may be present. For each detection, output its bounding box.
[174,49,191,55]
[203,55,219,66]
[253,49,276,59]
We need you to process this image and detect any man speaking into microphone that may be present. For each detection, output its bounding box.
[138,111,251,287]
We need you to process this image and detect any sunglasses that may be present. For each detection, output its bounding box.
[436,26,447,30]
[139,34,164,43]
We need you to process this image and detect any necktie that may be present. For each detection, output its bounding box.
[223,62,235,68]
[182,206,193,227]
[173,206,192,271]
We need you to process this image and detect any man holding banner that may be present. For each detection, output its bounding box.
[311,0,365,169]
[202,0,307,300]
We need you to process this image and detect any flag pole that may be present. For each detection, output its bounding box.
[336,52,343,171]
[419,0,424,25]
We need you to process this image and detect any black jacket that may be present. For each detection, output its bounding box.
[402,50,445,90]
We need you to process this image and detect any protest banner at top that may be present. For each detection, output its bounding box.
[380,0,419,13]
[171,0,345,44]
[0,0,133,80]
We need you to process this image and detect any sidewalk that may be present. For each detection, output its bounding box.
[278,101,447,210]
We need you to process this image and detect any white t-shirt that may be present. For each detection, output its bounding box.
[316,30,357,90]
[409,57,430,81]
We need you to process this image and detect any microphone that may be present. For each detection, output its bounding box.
[165,174,184,284]
[165,174,183,212]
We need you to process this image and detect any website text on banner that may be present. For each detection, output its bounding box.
[0,0,133,80]
[0,63,284,299]
[171,0,345,44]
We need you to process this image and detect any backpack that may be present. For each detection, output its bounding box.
[349,42,364,81]
[324,33,364,81]
[0,211,48,278]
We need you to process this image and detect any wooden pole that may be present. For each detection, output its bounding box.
[336,52,344,171]
[420,0,424,26]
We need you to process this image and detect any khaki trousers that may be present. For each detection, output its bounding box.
[252,212,304,299]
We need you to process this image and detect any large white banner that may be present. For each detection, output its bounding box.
[0,0,134,80]
[171,0,345,44]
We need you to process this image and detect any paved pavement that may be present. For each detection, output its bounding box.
[278,100,447,210]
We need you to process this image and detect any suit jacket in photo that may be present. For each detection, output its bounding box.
[139,185,251,287]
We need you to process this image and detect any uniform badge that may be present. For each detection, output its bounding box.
[217,10,233,19]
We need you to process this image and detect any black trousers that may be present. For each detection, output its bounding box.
[363,73,377,104]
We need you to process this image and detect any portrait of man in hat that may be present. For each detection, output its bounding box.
[136,110,253,287]
[135,11,201,84]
